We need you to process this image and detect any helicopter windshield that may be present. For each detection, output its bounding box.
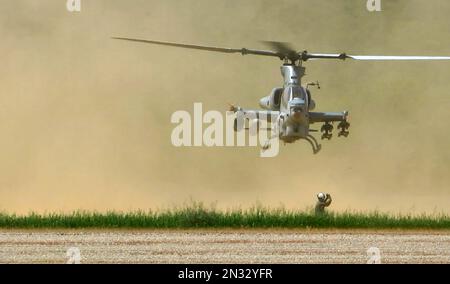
[290,86,306,100]
[282,86,307,108]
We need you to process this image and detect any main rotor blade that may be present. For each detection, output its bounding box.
[262,41,296,55]
[112,37,282,58]
[305,53,450,61]
[262,41,301,62]
[347,55,450,61]
[304,53,347,60]
[112,38,450,62]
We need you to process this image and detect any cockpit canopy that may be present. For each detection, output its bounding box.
[281,86,308,109]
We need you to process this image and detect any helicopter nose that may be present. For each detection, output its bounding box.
[289,98,306,122]
[292,109,302,120]
[290,105,305,121]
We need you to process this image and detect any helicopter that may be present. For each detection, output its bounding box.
[112,37,450,154]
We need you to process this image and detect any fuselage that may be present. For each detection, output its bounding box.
[259,64,314,142]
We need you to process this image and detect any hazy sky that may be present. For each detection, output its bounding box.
[0,0,449,214]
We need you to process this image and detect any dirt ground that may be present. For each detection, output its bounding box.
[0,229,449,264]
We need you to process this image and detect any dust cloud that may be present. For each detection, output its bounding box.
[0,0,449,214]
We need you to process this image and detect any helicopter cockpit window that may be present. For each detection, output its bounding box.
[289,86,306,100]
[273,88,282,106]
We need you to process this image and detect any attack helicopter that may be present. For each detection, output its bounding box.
[112,37,450,153]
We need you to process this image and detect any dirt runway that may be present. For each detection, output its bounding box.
[0,230,449,264]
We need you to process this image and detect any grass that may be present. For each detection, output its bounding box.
[0,203,449,229]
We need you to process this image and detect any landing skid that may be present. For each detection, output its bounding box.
[303,135,322,154]
[261,133,278,152]
[262,134,322,154]
[262,141,271,151]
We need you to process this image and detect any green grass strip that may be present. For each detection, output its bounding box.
[0,204,449,229]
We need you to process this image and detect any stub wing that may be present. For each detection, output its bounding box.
[229,105,279,123]
[237,109,280,122]
[230,107,279,132]
[309,111,348,123]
